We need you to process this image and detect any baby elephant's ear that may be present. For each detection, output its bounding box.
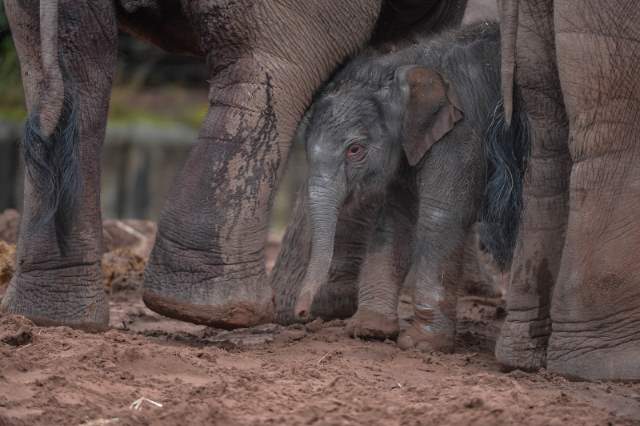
[394,66,463,166]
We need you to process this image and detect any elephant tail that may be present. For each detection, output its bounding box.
[23,0,80,254]
[480,95,530,270]
[499,0,519,126]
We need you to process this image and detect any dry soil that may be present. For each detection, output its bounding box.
[0,217,639,425]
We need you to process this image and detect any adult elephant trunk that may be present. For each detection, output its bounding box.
[294,176,346,320]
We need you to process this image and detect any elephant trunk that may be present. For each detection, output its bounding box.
[499,0,519,127]
[39,0,64,136]
[294,176,345,320]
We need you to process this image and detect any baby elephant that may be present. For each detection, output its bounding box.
[294,22,529,352]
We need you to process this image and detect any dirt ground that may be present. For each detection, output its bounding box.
[0,215,639,425]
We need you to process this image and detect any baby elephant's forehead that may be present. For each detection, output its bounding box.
[311,93,373,133]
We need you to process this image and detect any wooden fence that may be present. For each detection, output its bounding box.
[0,120,306,227]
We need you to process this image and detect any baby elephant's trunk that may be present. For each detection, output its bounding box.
[294,177,344,320]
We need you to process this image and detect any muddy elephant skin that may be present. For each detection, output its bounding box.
[292,23,530,351]
[495,0,640,381]
[0,0,469,330]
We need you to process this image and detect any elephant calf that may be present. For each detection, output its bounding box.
[293,22,530,351]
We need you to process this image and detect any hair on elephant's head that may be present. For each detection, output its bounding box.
[293,57,467,320]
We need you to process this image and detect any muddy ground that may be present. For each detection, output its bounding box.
[0,214,639,425]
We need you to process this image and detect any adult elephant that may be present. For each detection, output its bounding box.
[495,0,640,381]
[0,0,467,331]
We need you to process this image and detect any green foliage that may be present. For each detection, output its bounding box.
[0,4,207,128]
[0,2,27,122]
[0,2,7,29]
[108,90,207,129]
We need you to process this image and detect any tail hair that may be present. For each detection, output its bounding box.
[22,78,80,255]
[480,94,530,270]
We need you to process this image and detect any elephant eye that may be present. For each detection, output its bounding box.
[346,143,365,161]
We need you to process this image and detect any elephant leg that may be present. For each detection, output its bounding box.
[398,139,482,352]
[0,1,117,330]
[495,0,571,371]
[307,206,375,321]
[271,185,371,324]
[546,0,640,381]
[347,187,416,340]
[398,224,468,353]
[460,225,504,299]
[142,2,381,328]
[142,54,283,327]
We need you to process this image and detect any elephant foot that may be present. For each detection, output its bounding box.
[346,308,399,340]
[495,316,550,371]
[397,301,456,352]
[143,286,273,329]
[143,241,273,328]
[545,309,640,381]
[397,322,454,353]
[0,267,109,332]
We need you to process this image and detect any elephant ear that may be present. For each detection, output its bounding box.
[394,66,464,166]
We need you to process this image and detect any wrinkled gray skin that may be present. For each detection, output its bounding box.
[0,0,468,331]
[290,24,519,351]
[496,0,640,381]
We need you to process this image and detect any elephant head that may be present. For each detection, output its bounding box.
[294,62,464,320]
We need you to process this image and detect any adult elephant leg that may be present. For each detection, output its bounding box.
[495,0,571,371]
[547,0,640,381]
[143,55,284,327]
[0,1,116,330]
[143,2,381,327]
[271,185,371,324]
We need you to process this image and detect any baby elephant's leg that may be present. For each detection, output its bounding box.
[398,226,470,352]
[459,225,505,299]
[347,189,416,339]
[398,142,482,352]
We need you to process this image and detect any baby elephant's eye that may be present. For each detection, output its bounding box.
[346,143,366,161]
